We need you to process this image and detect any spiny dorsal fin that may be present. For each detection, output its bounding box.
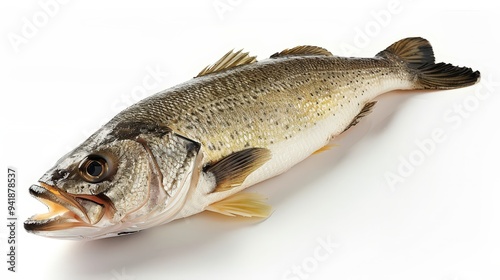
[197,49,257,77]
[270,45,333,58]
[204,148,271,193]
[342,101,377,133]
[206,192,271,218]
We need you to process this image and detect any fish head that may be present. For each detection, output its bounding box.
[24,122,201,240]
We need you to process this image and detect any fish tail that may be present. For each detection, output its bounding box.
[376,37,480,89]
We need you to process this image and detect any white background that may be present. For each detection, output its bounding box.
[1,0,499,279]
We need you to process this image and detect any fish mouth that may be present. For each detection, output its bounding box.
[24,183,107,232]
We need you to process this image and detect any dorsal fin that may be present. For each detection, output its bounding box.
[270,45,333,58]
[197,49,257,77]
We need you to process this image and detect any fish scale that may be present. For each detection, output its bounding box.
[113,56,406,163]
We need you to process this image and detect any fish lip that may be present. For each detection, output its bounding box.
[24,183,96,232]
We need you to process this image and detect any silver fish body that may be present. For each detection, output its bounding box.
[25,37,480,239]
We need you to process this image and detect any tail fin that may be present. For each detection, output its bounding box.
[376,37,480,89]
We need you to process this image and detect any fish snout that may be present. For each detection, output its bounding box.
[24,183,107,234]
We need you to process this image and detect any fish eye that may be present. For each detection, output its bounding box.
[79,155,109,183]
[86,160,103,177]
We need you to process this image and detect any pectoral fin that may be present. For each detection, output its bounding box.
[204,148,271,193]
[206,192,271,218]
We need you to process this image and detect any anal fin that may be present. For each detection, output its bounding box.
[206,192,271,218]
[342,101,377,133]
[312,143,337,155]
[204,148,271,193]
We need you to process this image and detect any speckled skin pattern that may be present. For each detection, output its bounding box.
[112,55,409,165]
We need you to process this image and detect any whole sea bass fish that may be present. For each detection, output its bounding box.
[25,37,480,239]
